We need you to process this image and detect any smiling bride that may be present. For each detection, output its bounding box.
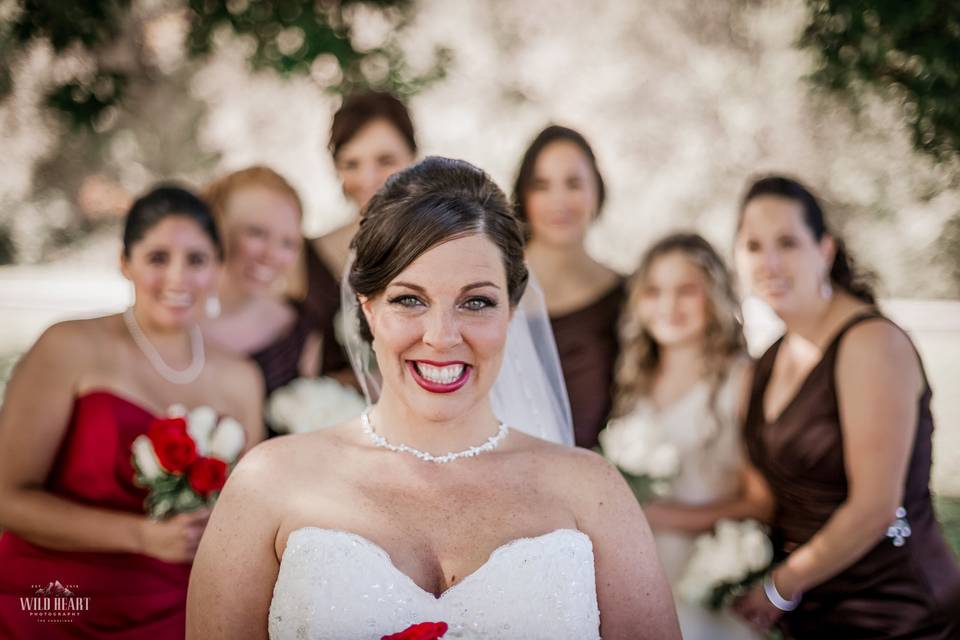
[185,157,680,640]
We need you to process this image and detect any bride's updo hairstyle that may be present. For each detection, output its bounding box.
[349,156,528,342]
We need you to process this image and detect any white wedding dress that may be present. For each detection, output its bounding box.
[630,359,760,640]
[268,527,600,639]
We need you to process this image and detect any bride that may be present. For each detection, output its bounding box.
[186,157,680,639]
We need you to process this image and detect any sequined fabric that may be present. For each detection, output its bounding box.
[268,528,600,639]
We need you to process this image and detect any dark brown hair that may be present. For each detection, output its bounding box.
[738,175,876,304]
[123,185,222,260]
[349,157,528,341]
[328,91,417,160]
[512,125,606,230]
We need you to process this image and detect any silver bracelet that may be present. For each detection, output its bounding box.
[763,573,801,612]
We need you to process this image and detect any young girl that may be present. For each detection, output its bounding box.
[607,232,771,640]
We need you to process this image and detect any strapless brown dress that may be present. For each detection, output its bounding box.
[744,311,960,639]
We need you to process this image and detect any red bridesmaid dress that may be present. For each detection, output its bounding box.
[0,390,191,639]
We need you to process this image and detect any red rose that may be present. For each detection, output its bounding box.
[187,456,228,496]
[147,417,197,473]
[381,621,448,640]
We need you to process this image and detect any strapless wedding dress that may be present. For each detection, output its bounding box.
[268,528,600,639]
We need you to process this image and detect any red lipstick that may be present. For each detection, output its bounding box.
[407,360,471,394]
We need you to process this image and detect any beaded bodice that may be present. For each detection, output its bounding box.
[268,528,600,639]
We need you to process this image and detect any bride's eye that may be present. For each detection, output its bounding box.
[462,296,497,312]
[387,295,424,308]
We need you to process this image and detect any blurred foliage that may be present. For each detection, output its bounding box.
[0,0,450,130]
[801,1,960,161]
[186,0,450,96]
[801,2,960,291]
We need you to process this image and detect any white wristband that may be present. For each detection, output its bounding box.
[763,573,801,612]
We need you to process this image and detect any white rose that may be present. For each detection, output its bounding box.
[739,523,773,571]
[268,377,365,434]
[208,417,246,462]
[132,435,162,480]
[167,403,188,418]
[647,443,680,479]
[186,405,218,454]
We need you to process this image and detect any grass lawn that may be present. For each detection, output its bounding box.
[935,495,960,558]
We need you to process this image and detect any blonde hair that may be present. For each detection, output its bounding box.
[203,165,303,224]
[614,232,745,418]
[203,165,305,297]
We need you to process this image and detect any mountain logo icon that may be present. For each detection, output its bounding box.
[35,580,74,597]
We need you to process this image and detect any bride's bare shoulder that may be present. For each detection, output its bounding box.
[230,419,363,488]
[509,431,620,488]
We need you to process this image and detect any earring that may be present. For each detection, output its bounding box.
[820,278,833,301]
[205,295,221,318]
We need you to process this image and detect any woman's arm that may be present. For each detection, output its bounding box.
[0,321,210,561]
[769,321,921,597]
[644,464,774,533]
[0,322,143,552]
[186,442,283,640]
[568,449,682,640]
[736,320,922,628]
[645,359,774,534]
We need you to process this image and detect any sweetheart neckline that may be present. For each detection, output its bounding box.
[283,527,593,601]
[76,389,160,417]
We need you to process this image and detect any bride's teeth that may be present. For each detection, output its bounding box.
[417,363,465,384]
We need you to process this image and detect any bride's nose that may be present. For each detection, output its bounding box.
[422,307,463,351]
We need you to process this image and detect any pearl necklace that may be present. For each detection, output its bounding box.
[360,410,508,463]
[122,308,205,385]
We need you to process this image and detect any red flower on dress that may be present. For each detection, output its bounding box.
[186,456,228,496]
[381,621,448,640]
[147,417,197,472]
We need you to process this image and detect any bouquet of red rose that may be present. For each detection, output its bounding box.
[131,405,246,519]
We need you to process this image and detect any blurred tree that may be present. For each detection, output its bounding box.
[1,0,449,130]
[800,1,960,291]
[801,1,960,160]
[0,0,448,264]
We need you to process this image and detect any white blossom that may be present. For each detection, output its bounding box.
[185,405,218,454]
[208,416,246,462]
[132,434,162,480]
[268,377,366,435]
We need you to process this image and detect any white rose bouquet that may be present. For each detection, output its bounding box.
[598,411,680,502]
[131,405,246,519]
[267,377,366,434]
[676,518,774,609]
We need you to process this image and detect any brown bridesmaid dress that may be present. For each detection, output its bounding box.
[550,281,626,449]
[744,310,960,639]
[252,241,352,437]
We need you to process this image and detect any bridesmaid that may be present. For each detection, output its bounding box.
[290,91,417,377]
[610,232,770,640]
[512,125,625,448]
[202,166,319,400]
[732,176,960,637]
[0,186,264,639]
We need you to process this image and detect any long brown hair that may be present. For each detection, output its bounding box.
[614,232,745,418]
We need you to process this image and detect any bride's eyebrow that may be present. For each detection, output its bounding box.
[387,281,501,293]
[461,281,501,292]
